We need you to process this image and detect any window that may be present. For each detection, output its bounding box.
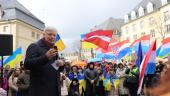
[140,21,144,29]
[138,7,144,17]
[166,24,170,33]
[114,30,118,35]
[161,0,168,5]
[125,27,129,33]
[131,11,136,20]
[36,34,40,39]
[150,29,156,37]
[3,26,8,33]
[132,24,137,31]
[164,11,170,22]
[133,34,137,40]
[124,14,129,23]
[31,32,35,38]
[149,17,155,25]
[147,2,154,13]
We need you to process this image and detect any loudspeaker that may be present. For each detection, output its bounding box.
[0,34,13,56]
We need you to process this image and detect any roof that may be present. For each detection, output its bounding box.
[0,0,45,30]
[133,0,161,11]
[94,17,124,32]
[126,0,162,20]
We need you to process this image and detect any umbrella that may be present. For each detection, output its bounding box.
[72,60,87,67]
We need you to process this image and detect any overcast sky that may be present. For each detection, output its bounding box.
[18,0,142,51]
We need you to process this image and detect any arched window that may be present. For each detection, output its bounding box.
[147,2,154,13]
[131,11,136,20]
[138,6,144,17]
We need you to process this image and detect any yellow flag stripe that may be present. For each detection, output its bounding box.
[55,39,65,51]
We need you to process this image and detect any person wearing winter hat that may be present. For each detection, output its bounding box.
[84,62,98,96]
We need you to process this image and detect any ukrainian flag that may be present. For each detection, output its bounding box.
[55,34,65,51]
[3,47,22,68]
[78,76,85,95]
[104,77,112,91]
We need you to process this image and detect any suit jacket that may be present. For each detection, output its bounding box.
[24,39,61,96]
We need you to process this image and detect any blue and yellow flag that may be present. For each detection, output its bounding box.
[55,34,65,51]
[3,47,22,68]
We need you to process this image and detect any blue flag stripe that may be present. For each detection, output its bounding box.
[3,47,22,64]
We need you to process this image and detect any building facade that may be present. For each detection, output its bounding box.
[121,0,170,47]
[0,0,45,55]
[160,0,170,38]
[62,52,79,62]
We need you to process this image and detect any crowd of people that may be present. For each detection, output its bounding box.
[0,59,169,96]
[0,27,170,96]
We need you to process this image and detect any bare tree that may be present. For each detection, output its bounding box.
[153,17,167,40]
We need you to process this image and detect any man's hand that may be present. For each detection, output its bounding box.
[91,80,94,84]
[56,60,64,67]
[46,48,58,59]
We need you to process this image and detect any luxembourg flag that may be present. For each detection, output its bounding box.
[83,30,113,50]
[157,37,170,58]
[131,35,150,54]
[116,40,131,59]
[138,40,156,94]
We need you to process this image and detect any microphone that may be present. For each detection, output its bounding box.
[53,46,59,60]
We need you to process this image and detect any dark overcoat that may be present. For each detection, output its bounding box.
[24,39,61,96]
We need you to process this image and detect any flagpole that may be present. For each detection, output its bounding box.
[1,56,3,87]
[91,48,94,59]
[80,40,82,60]
[130,53,132,62]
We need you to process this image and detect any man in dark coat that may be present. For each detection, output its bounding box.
[24,27,64,96]
[84,62,98,96]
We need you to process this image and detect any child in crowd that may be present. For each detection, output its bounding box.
[69,78,80,96]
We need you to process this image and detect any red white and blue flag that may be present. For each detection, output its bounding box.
[96,38,118,54]
[137,40,156,94]
[131,35,150,53]
[95,38,118,60]
[157,37,170,58]
[83,30,113,50]
[114,40,131,59]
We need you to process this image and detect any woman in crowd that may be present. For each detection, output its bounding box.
[60,72,71,96]
[17,69,30,96]
[77,67,85,96]
[96,68,105,96]
[104,68,118,96]
[65,62,71,77]
[116,63,129,96]
[8,67,22,96]
[69,65,79,80]
[3,65,11,91]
